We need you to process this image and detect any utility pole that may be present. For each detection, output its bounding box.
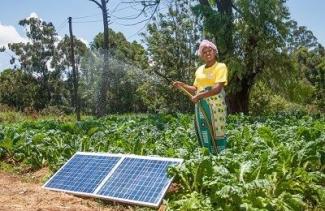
[68,17,81,121]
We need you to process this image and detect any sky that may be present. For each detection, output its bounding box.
[0,0,324,71]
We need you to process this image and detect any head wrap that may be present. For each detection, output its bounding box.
[197,40,218,57]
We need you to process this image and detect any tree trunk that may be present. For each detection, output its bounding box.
[42,68,51,107]
[96,0,110,117]
[226,78,250,114]
[217,0,234,55]
[199,0,234,57]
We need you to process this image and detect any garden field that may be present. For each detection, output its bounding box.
[0,112,324,210]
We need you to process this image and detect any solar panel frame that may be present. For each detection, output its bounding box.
[43,152,183,208]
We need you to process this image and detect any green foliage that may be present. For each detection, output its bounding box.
[247,23,323,114]
[192,0,234,58]
[52,35,88,108]
[8,17,58,109]
[167,192,213,211]
[0,112,324,210]
[0,113,196,170]
[228,0,291,111]
[0,112,28,124]
[80,29,149,114]
[0,69,39,110]
[92,29,148,69]
[79,49,148,113]
[141,0,200,112]
[292,46,325,110]
[1,2,323,115]
[286,20,319,52]
[190,0,323,114]
[169,113,324,210]
[249,81,315,115]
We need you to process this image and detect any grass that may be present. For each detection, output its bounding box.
[0,111,93,124]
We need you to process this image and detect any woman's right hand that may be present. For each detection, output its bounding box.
[172,81,185,89]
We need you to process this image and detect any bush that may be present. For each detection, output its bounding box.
[0,111,25,123]
[0,104,14,112]
[267,95,306,113]
[249,81,318,115]
[40,106,66,116]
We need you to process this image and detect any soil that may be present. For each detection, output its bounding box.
[0,168,135,211]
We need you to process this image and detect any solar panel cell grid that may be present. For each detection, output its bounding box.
[97,158,177,204]
[45,154,120,193]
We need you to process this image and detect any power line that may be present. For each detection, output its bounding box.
[127,21,149,40]
[110,11,143,20]
[112,3,161,27]
[124,3,170,40]
[57,21,68,33]
[55,18,69,34]
[111,4,135,14]
[72,19,103,23]
[72,13,102,19]
[57,19,66,27]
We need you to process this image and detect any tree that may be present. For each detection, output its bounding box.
[192,0,291,113]
[286,20,318,52]
[141,0,201,112]
[92,29,148,69]
[8,17,57,109]
[0,69,39,110]
[89,29,149,113]
[131,0,292,113]
[293,45,325,110]
[52,35,88,115]
[193,0,234,58]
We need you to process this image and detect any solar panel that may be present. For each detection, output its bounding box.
[96,157,179,206]
[44,153,121,194]
[43,152,182,208]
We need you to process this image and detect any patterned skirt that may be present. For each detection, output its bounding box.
[194,89,227,154]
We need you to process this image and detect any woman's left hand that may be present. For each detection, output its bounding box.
[191,94,201,103]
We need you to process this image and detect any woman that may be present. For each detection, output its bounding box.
[173,40,228,154]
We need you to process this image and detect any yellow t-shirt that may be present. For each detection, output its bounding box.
[193,62,228,92]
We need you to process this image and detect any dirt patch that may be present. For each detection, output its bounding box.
[0,169,133,211]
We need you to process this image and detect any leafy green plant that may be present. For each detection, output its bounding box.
[0,112,324,210]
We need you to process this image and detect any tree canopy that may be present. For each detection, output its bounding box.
[0,0,324,115]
